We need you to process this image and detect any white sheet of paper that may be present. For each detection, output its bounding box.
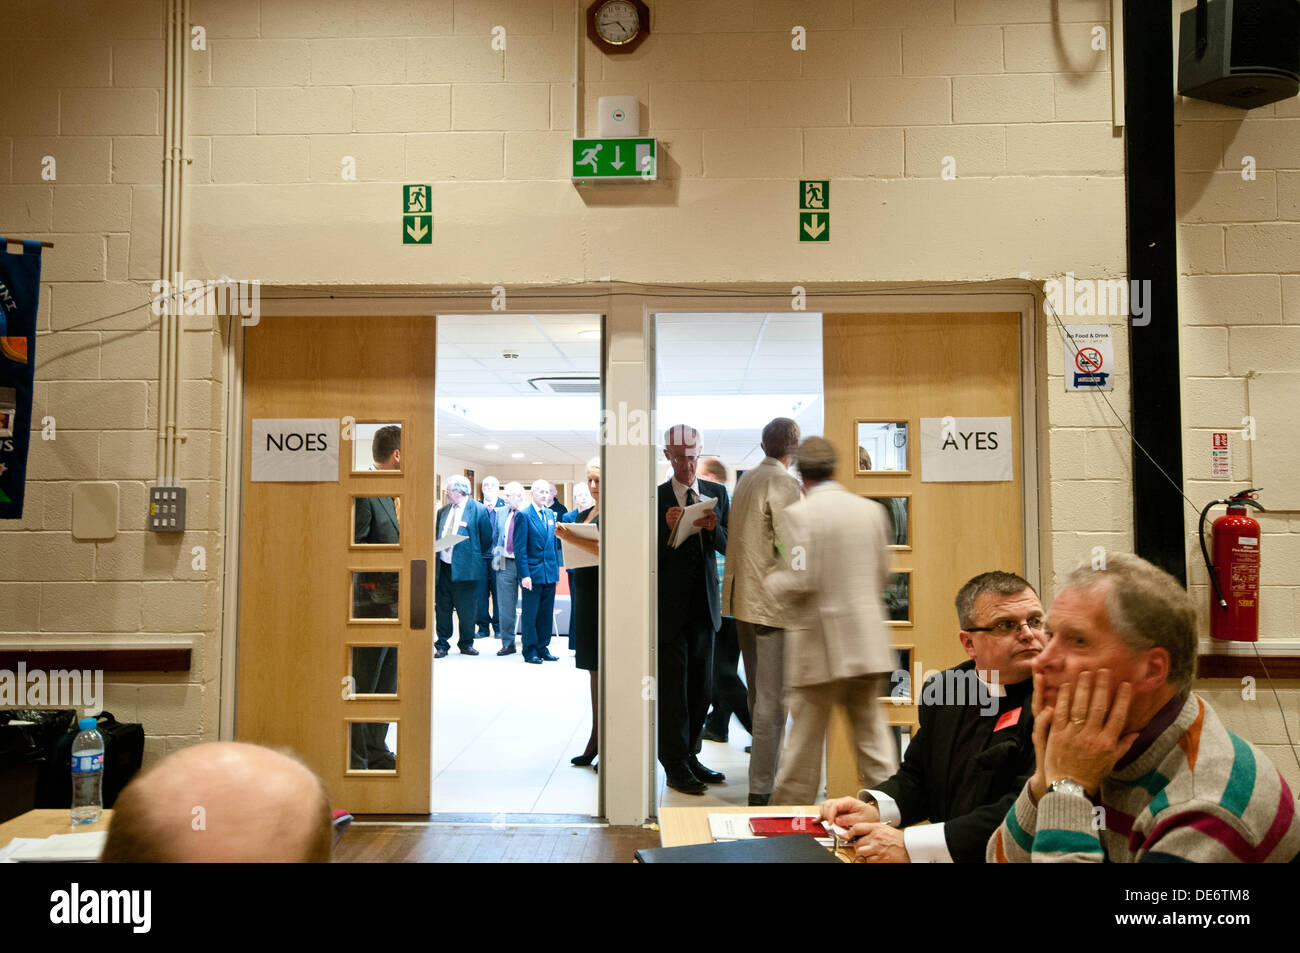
[707,814,759,841]
[0,837,43,863]
[558,523,600,569]
[668,496,717,548]
[10,830,108,862]
[433,533,467,553]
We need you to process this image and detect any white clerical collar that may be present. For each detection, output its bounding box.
[975,669,1007,697]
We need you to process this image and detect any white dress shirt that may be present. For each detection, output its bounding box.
[440,501,463,564]
[670,476,701,507]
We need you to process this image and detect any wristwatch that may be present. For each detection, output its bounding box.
[1047,778,1088,798]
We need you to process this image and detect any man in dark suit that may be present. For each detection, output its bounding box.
[434,475,494,658]
[657,424,730,795]
[820,571,1043,862]
[475,476,506,639]
[354,496,399,545]
[513,480,562,665]
[350,425,401,768]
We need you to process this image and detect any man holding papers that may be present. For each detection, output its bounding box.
[434,475,494,658]
[657,425,730,795]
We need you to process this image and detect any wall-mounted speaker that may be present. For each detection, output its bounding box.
[1177,0,1300,108]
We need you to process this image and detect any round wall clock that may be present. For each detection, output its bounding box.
[587,0,650,54]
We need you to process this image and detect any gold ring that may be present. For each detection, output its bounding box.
[1071,718,1085,726]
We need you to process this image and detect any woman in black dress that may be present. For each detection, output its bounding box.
[556,458,600,767]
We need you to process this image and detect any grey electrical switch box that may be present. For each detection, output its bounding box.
[148,486,187,532]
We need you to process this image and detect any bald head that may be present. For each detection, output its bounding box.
[101,742,332,863]
[663,424,703,487]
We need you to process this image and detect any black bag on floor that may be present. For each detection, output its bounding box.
[35,711,145,810]
[0,709,78,823]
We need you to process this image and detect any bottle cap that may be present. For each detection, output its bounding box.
[79,717,98,730]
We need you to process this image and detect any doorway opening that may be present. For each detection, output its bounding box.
[432,313,603,816]
[652,311,825,809]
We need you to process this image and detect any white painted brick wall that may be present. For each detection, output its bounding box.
[1177,90,1300,646]
[6,0,1293,763]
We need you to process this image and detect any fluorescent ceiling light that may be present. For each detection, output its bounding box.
[511,452,525,458]
[484,443,500,450]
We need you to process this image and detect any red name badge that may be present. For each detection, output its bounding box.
[994,707,1022,732]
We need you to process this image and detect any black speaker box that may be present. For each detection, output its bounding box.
[1178,0,1300,108]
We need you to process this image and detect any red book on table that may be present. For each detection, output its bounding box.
[748,816,827,837]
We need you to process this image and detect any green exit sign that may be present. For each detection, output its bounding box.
[572,138,657,182]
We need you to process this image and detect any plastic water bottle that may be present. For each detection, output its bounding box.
[70,717,104,825]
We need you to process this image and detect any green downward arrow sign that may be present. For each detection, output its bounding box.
[799,211,829,242]
[403,214,432,244]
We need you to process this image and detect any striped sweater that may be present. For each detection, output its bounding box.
[987,692,1300,863]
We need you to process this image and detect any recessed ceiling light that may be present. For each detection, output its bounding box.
[447,433,464,437]
[484,443,499,450]
[532,461,544,465]
[511,452,525,459]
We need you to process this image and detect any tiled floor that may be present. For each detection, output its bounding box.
[428,630,765,816]
[431,636,600,815]
[656,729,759,810]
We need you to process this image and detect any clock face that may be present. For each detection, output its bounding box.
[596,1,641,45]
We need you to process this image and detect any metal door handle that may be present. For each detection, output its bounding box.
[410,559,427,629]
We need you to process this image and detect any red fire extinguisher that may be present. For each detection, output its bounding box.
[1198,488,1266,642]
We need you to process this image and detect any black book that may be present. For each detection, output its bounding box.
[634,834,840,864]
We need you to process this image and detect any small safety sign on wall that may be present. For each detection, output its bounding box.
[1211,432,1231,480]
[1064,325,1114,391]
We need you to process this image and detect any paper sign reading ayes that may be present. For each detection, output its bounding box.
[920,416,1014,483]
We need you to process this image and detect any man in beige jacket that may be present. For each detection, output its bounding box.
[721,417,802,805]
[765,436,899,805]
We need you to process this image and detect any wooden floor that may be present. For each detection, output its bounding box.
[332,816,660,863]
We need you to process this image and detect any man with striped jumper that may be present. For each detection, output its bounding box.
[988,553,1299,863]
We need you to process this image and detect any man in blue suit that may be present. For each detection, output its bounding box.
[435,475,494,658]
[513,479,563,665]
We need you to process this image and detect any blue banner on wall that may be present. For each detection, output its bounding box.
[0,238,41,519]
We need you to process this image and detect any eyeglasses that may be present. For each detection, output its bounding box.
[966,618,1045,636]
